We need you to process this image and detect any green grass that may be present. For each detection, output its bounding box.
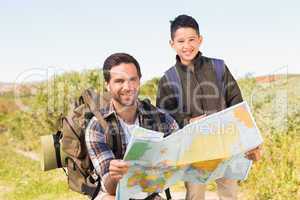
[0,141,86,200]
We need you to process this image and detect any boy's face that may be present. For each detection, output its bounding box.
[170,27,203,66]
[106,63,140,107]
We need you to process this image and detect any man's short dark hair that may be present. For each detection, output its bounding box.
[170,14,200,40]
[103,53,142,82]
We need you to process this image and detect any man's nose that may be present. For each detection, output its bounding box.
[122,80,131,90]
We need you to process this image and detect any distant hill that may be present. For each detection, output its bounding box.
[0,82,14,94]
[255,73,300,83]
[0,82,38,96]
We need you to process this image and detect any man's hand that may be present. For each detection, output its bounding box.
[189,114,207,123]
[245,145,262,161]
[109,159,130,182]
[104,159,129,195]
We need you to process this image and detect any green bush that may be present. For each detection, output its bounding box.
[7,69,104,151]
[241,114,300,199]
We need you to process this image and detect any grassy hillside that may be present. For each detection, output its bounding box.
[0,71,299,199]
[238,75,300,199]
[0,140,86,200]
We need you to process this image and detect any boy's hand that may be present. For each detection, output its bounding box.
[189,114,207,123]
[245,145,262,161]
[109,159,130,181]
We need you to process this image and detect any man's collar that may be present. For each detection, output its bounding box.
[102,101,116,119]
[102,99,149,119]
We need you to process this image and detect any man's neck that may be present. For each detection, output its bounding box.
[112,100,138,124]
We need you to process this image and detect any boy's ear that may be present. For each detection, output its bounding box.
[169,39,174,48]
[198,35,203,45]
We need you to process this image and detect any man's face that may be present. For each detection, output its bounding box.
[170,27,202,66]
[106,63,140,107]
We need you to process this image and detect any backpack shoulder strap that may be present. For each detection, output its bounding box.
[82,89,109,131]
[139,99,163,132]
[211,58,225,96]
[82,89,122,159]
[164,66,183,111]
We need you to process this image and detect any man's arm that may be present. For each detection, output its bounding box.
[85,117,128,195]
[104,160,129,194]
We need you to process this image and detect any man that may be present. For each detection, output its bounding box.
[156,14,261,200]
[85,53,178,200]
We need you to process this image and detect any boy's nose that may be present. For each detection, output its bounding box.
[183,41,190,49]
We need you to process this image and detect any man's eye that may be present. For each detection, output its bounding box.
[130,78,138,82]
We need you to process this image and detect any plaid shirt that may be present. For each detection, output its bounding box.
[85,99,178,191]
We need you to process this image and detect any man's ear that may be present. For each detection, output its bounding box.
[105,82,110,92]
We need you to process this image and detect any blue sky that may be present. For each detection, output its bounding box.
[0,0,299,83]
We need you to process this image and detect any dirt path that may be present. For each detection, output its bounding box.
[0,182,13,200]
[162,191,220,200]
[14,148,39,161]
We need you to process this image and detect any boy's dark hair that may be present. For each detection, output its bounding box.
[103,53,142,82]
[170,14,200,40]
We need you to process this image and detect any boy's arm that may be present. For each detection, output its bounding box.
[223,65,263,161]
[156,76,171,109]
[161,111,179,136]
[156,76,188,128]
[223,65,243,106]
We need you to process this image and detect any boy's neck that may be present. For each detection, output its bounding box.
[176,52,200,68]
[181,60,193,66]
[179,59,195,72]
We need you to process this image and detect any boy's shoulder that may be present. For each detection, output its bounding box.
[164,55,224,71]
[138,99,166,115]
[163,55,224,76]
[197,55,225,67]
[138,99,179,130]
[138,99,174,119]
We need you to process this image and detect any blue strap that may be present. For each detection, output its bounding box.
[164,66,183,111]
[211,58,225,96]
[164,59,225,111]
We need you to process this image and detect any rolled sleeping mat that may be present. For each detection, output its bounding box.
[41,132,67,171]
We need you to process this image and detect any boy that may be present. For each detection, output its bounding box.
[156,14,261,200]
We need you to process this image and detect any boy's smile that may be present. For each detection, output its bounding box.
[170,27,202,66]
